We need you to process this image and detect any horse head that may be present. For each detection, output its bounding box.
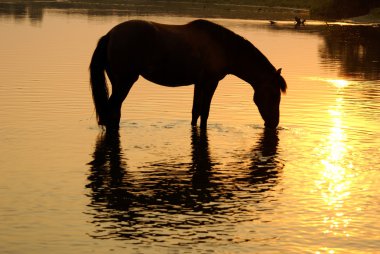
[253,68,287,129]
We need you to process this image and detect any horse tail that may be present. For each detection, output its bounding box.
[89,34,110,126]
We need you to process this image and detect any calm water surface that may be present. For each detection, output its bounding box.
[0,6,380,254]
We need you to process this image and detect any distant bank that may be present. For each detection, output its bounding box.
[1,0,379,23]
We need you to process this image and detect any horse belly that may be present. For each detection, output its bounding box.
[141,55,202,86]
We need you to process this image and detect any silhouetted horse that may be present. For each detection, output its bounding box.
[90,19,287,130]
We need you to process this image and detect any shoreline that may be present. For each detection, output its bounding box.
[1,1,379,25]
[344,8,380,25]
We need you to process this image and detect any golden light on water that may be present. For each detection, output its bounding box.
[307,77,351,89]
[326,79,350,89]
[315,84,355,253]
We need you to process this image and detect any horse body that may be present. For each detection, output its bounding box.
[108,20,228,86]
[90,19,286,130]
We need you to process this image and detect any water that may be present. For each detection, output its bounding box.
[1,4,380,254]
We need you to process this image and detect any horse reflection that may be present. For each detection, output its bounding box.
[86,127,284,240]
[86,130,131,211]
[86,128,218,216]
[190,127,214,190]
[244,128,283,190]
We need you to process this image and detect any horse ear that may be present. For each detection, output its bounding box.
[276,68,282,75]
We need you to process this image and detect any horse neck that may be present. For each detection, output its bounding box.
[227,41,275,87]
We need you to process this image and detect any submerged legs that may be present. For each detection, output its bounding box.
[191,81,218,129]
[105,75,218,130]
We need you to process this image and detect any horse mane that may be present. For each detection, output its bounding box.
[189,20,287,93]
[189,19,274,68]
[189,19,287,93]
[278,74,287,93]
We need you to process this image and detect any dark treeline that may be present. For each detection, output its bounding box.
[1,0,379,20]
[0,0,310,23]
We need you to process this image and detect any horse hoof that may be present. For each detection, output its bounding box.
[106,123,120,131]
[200,123,207,130]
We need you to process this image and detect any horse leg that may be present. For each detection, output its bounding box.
[107,74,138,130]
[199,81,218,129]
[191,84,201,126]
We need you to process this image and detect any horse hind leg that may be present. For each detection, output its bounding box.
[107,73,138,130]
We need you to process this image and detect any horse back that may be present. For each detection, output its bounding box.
[107,20,230,86]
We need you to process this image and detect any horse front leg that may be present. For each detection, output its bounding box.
[199,81,218,130]
[191,84,201,126]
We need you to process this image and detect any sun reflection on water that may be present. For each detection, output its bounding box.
[315,79,355,252]
[307,77,351,90]
[326,79,350,89]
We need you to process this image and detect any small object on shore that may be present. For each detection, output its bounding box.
[269,20,277,25]
[295,16,306,26]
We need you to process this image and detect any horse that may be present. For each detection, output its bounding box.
[90,19,287,130]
